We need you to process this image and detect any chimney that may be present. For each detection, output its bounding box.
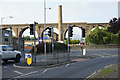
[58,5,63,42]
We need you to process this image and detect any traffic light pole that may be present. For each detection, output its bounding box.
[44,0,47,64]
[33,22,36,63]
[51,26,54,58]
[10,27,12,46]
[67,24,70,61]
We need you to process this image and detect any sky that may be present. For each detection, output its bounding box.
[0,0,119,40]
[0,0,119,24]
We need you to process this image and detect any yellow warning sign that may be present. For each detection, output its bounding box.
[27,53,32,65]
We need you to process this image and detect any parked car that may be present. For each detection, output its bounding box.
[0,45,22,63]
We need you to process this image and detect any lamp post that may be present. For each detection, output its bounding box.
[44,0,51,63]
[1,16,13,45]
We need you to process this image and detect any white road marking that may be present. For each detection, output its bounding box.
[94,54,105,57]
[14,71,38,78]
[42,69,48,74]
[66,64,70,67]
[103,53,111,55]
[14,70,23,75]
[23,73,39,78]
[103,53,118,57]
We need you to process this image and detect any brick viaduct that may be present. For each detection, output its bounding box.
[1,5,110,42]
[2,22,109,41]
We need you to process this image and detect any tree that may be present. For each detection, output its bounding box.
[86,25,119,44]
[103,37,109,44]
[30,37,34,40]
[76,40,80,44]
[23,36,30,40]
[108,17,120,34]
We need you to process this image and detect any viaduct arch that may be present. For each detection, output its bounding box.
[2,22,109,41]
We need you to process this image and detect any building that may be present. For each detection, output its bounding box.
[0,29,11,45]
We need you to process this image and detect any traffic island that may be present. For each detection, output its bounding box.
[14,55,93,68]
[14,57,76,68]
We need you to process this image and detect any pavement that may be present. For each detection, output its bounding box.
[15,52,91,68]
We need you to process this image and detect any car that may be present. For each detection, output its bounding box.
[0,45,22,63]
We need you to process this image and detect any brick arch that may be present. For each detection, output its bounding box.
[63,25,85,40]
[41,27,52,39]
[19,27,29,38]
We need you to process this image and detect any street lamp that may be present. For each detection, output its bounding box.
[44,0,51,63]
[1,16,13,45]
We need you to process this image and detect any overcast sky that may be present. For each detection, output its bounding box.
[0,0,119,24]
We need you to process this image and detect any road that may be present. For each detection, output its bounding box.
[2,49,118,79]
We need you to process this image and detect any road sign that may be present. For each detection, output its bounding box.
[25,53,32,65]
[44,37,48,39]
[39,37,43,43]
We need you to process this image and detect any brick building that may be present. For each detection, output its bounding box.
[0,29,11,45]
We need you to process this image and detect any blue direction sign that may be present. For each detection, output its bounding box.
[44,37,48,39]
[39,37,43,43]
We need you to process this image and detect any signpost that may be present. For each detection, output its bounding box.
[25,53,32,65]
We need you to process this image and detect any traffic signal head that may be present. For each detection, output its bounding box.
[82,29,85,37]
[48,28,52,37]
[69,27,73,37]
[30,24,34,35]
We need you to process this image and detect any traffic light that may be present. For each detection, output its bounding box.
[30,24,34,35]
[69,27,73,37]
[82,28,85,37]
[48,28,52,37]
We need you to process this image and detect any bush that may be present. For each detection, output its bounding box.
[65,39,80,44]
